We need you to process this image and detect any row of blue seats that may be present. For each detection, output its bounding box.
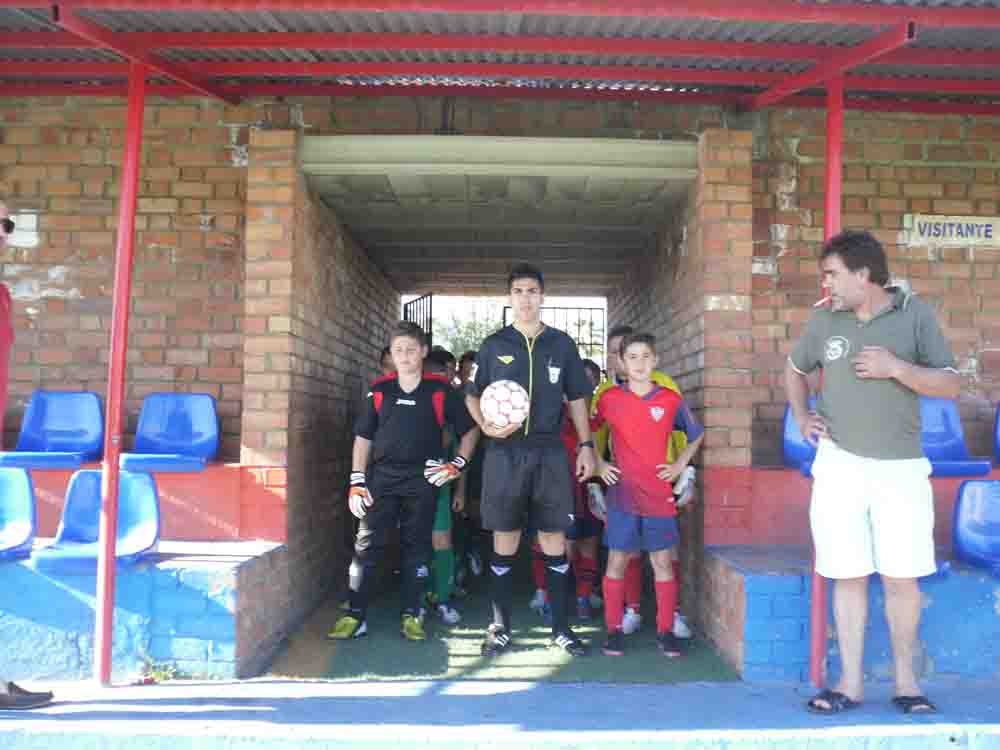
[784,396,995,478]
[0,467,159,571]
[0,390,219,472]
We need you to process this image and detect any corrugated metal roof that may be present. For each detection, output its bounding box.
[1,3,999,107]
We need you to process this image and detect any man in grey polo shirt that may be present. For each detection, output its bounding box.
[785,230,960,716]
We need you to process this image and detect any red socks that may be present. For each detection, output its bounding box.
[624,556,642,610]
[574,552,598,598]
[655,580,678,634]
[603,576,625,632]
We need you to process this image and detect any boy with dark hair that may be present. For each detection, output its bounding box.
[379,345,394,377]
[593,325,694,639]
[466,263,597,657]
[329,321,479,641]
[594,332,704,658]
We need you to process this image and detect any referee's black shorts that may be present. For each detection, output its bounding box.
[480,439,574,533]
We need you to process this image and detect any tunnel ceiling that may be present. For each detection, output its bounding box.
[300,135,697,297]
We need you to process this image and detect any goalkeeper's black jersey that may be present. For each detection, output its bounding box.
[467,324,592,443]
[355,374,475,485]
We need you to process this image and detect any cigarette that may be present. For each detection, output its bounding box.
[814,296,832,307]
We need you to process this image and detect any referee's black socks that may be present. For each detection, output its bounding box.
[544,553,571,636]
[490,552,517,632]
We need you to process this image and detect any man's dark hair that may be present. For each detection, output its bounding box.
[619,332,656,357]
[389,320,429,347]
[425,349,453,375]
[607,324,634,342]
[582,358,602,382]
[820,229,889,287]
[508,263,544,291]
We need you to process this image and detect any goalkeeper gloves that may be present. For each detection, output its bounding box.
[424,456,467,487]
[348,471,374,519]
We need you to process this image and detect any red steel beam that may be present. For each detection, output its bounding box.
[95,58,146,687]
[4,0,1000,28]
[6,31,1000,70]
[8,60,1000,97]
[52,5,240,104]
[747,22,916,110]
[3,79,1000,116]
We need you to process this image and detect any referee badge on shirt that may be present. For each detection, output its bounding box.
[650,407,665,422]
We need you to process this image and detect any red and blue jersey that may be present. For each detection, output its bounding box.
[593,384,703,518]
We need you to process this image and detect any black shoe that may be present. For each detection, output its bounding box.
[551,629,588,657]
[602,629,625,656]
[481,625,512,657]
[656,631,683,658]
[1,683,53,711]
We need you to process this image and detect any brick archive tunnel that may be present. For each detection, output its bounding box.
[2,3,1000,679]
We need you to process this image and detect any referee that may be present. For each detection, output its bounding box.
[466,263,596,657]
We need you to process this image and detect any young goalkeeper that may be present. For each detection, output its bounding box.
[593,332,703,658]
[328,321,479,641]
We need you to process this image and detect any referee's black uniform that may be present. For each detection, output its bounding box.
[468,323,592,650]
[349,374,475,619]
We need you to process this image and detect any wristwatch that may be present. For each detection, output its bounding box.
[578,439,595,450]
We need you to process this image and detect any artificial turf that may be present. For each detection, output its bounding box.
[269,567,739,684]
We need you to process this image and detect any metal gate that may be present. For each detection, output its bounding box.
[502,305,606,369]
[403,294,433,346]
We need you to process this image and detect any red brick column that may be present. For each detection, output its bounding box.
[241,129,298,468]
[692,129,756,544]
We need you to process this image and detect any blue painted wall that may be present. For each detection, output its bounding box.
[0,559,238,681]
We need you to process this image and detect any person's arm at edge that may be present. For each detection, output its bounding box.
[889,360,961,400]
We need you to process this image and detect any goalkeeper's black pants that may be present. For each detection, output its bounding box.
[347,481,436,618]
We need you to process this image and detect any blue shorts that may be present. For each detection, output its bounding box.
[604,505,679,552]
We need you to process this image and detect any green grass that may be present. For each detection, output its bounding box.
[270,570,739,684]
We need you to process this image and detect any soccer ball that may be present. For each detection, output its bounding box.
[480,379,530,429]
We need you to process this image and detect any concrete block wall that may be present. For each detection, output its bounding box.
[752,110,1000,466]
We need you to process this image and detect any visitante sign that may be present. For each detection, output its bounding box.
[906,214,1000,247]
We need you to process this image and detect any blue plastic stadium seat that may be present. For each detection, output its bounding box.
[119,393,219,474]
[0,468,36,560]
[953,480,1000,576]
[920,397,991,477]
[783,395,818,474]
[30,469,160,574]
[0,390,103,469]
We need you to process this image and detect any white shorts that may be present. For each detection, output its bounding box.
[809,439,936,579]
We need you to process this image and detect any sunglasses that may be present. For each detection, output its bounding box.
[1,218,13,235]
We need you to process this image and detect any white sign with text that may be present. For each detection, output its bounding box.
[906,214,1000,247]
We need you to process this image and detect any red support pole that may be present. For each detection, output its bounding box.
[94,59,146,686]
[809,74,843,690]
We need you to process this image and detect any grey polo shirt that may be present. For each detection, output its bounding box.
[789,288,956,460]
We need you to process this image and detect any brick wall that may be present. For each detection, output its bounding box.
[242,129,399,627]
[0,98,249,458]
[753,110,1000,465]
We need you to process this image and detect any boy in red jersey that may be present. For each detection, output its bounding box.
[593,332,704,657]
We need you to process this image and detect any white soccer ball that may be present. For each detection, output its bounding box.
[480,379,530,429]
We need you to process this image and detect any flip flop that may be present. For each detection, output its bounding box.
[892,695,938,714]
[806,689,862,715]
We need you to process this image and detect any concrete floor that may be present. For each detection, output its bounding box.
[2,677,999,750]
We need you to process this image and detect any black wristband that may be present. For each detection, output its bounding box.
[578,440,595,449]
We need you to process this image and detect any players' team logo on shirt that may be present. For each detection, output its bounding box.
[497,355,514,365]
[824,336,851,362]
[396,398,417,406]
[548,365,561,384]
[650,406,665,422]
